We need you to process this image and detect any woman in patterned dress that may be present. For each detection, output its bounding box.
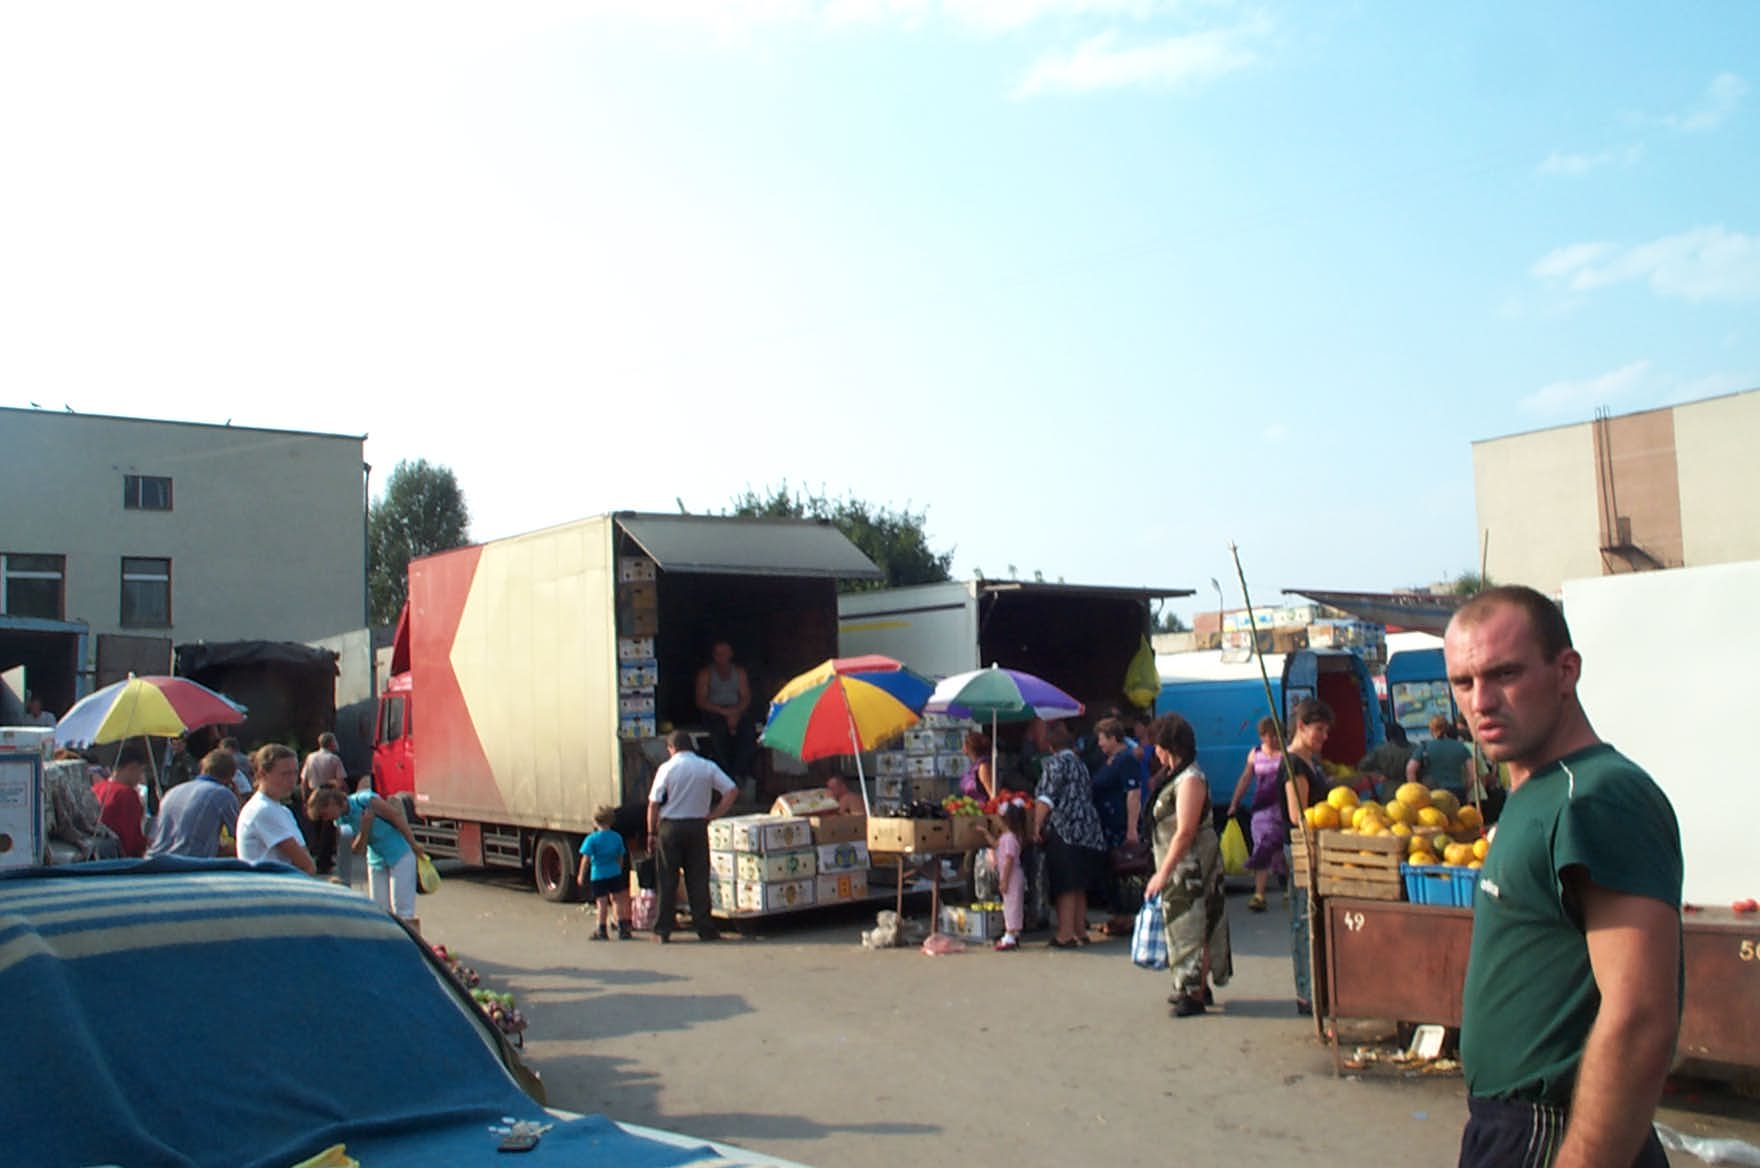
[1031,720,1108,948]
[1145,712,1233,1016]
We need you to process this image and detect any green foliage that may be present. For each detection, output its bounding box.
[727,483,953,592]
[1450,571,1493,597]
[1152,605,1190,634]
[369,459,470,625]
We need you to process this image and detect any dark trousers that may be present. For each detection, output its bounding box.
[656,818,718,939]
[1458,1096,1668,1168]
[707,715,756,780]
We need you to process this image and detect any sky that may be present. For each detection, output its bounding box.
[3,1,1755,622]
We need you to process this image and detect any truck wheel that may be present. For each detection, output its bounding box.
[533,833,581,902]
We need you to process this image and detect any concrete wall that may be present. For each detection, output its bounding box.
[0,408,366,646]
[1472,388,1760,595]
[309,626,385,777]
[1675,391,1760,564]
[1472,421,1603,594]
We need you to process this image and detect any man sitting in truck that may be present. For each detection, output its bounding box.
[695,641,755,782]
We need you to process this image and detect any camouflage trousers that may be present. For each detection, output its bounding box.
[1161,826,1234,997]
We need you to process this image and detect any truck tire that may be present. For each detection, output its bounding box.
[533,832,581,902]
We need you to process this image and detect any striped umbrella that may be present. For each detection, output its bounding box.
[55,674,247,748]
[761,655,933,814]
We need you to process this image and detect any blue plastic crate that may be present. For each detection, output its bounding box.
[1401,863,1479,907]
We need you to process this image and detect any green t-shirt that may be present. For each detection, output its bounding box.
[1412,736,1472,794]
[1460,743,1682,1100]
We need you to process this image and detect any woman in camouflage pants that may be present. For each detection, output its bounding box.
[1145,713,1233,1017]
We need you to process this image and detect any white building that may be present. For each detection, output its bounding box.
[1,407,367,710]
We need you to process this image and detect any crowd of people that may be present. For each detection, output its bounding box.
[41,730,427,933]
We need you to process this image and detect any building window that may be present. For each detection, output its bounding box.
[123,475,173,511]
[1,553,65,620]
[120,557,172,627]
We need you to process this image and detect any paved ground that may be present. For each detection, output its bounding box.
[422,871,1757,1167]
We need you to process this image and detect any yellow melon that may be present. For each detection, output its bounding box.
[1417,806,1448,828]
[1457,806,1484,831]
[1395,782,1431,811]
[1429,789,1461,818]
[1391,822,1413,838]
[1384,800,1413,825]
[1472,837,1489,861]
[1327,786,1359,812]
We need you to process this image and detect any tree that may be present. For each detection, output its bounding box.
[727,484,953,592]
[1152,606,1190,634]
[369,459,470,625]
[1450,571,1493,596]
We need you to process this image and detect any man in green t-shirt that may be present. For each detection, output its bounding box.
[1446,586,1680,1168]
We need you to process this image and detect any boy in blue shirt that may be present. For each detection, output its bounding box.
[577,806,631,940]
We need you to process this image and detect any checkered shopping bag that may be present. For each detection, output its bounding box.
[1130,895,1167,970]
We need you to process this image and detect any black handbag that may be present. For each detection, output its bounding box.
[1110,838,1153,877]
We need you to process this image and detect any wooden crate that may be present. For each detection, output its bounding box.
[1313,830,1405,900]
[1293,830,1404,899]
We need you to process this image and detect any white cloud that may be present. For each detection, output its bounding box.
[1520,361,1652,417]
[1529,227,1760,302]
[1663,370,1760,405]
[1536,143,1642,176]
[1014,22,1262,97]
[1665,71,1748,133]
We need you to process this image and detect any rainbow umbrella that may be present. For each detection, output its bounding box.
[924,666,1085,796]
[761,655,933,814]
[55,674,247,749]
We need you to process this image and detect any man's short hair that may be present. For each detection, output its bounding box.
[1093,716,1126,742]
[318,732,339,751]
[1452,584,1573,661]
[667,729,695,752]
[201,749,237,781]
[1293,698,1335,727]
[115,743,149,770]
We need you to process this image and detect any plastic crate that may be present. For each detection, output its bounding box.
[1401,863,1479,907]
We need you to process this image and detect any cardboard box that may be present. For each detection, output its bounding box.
[771,788,839,817]
[618,715,656,739]
[874,751,907,777]
[816,840,870,873]
[905,754,937,778]
[735,877,815,914]
[620,608,659,637]
[948,815,992,852]
[618,556,657,582]
[620,581,658,609]
[736,848,817,882]
[709,876,737,914]
[808,813,866,845]
[617,636,656,661]
[817,871,869,904]
[940,903,1005,941]
[902,728,937,756]
[709,814,813,854]
[867,816,952,855]
[934,753,967,779]
[909,777,951,803]
[874,776,907,803]
[617,691,656,715]
[710,850,738,881]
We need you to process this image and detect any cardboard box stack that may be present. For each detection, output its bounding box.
[708,814,816,917]
[872,716,966,807]
[616,555,659,739]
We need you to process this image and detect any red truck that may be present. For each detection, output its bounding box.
[372,511,878,899]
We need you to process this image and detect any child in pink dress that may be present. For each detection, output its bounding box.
[991,802,1029,951]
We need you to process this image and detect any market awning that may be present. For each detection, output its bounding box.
[615,513,883,580]
[1285,588,1467,635]
[977,580,1195,600]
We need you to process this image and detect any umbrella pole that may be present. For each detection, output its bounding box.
[847,715,871,816]
[990,711,999,800]
[143,734,163,815]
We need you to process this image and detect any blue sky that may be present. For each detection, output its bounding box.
[3,2,1754,621]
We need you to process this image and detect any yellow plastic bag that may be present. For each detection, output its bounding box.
[416,853,442,895]
[1220,818,1249,877]
[1123,636,1159,711]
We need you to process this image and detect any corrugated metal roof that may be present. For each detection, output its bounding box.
[615,513,882,579]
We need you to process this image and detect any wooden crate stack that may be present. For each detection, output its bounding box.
[1291,829,1404,900]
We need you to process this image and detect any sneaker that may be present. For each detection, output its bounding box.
[994,936,1019,952]
[1248,895,1268,913]
[590,929,608,941]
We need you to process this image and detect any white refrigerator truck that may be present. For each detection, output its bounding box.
[837,578,1191,700]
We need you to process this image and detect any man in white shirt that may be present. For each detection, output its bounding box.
[647,730,738,943]
[24,694,56,728]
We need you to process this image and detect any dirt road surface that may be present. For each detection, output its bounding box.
[425,872,1754,1167]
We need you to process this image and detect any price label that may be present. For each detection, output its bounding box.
[1343,911,1367,933]
[1740,939,1757,962]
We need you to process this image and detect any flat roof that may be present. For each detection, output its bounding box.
[616,512,882,579]
[0,404,365,443]
[1470,385,1760,446]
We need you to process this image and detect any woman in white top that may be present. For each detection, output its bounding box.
[235,743,315,874]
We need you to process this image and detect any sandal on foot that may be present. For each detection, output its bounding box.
[1248,894,1268,912]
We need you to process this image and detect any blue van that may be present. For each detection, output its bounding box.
[1157,648,1385,809]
